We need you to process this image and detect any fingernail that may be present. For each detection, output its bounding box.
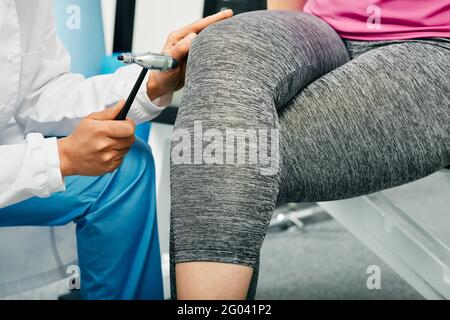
[188,33,197,40]
[219,9,233,16]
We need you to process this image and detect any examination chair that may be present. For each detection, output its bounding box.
[315,164,450,299]
[270,159,449,299]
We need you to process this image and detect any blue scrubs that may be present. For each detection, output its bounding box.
[0,138,163,300]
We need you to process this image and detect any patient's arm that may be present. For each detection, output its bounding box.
[267,0,307,10]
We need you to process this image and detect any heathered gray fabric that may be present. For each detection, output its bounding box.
[169,11,450,299]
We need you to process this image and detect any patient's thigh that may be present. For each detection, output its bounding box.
[277,41,450,204]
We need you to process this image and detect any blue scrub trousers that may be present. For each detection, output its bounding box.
[0,138,163,300]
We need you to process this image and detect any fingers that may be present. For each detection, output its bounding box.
[100,119,135,139]
[104,148,130,163]
[88,101,125,120]
[86,101,135,139]
[168,33,197,61]
[99,136,135,151]
[171,9,233,41]
[112,136,135,150]
[100,148,129,171]
[113,147,131,160]
[97,140,132,174]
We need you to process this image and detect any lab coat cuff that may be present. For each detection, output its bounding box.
[127,66,173,123]
[44,137,66,194]
[133,91,173,121]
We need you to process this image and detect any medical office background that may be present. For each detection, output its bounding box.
[1,0,450,300]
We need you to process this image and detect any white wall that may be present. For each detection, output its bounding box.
[134,0,204,52]
[101,0,116,55]
[101,0,204,54]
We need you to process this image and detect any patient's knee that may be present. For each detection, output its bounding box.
[188,11,277,70]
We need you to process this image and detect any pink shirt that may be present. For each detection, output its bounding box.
[303,0,450,40]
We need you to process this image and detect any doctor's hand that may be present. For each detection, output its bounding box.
[146,9,234,101]
[57,101,136,177]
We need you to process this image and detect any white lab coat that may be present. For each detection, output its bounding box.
[0,0,171,209]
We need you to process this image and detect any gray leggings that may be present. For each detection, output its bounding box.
[170,11,450,298]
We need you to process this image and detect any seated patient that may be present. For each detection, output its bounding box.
[170,0,450,299]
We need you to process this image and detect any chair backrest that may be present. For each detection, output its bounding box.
[54,0,106,77]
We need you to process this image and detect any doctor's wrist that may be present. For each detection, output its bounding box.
[147,76,170,102]
[147,85,166,102]
[57,138,75,177]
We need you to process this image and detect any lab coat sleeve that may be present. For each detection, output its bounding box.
[0,135,64,209]
[14,7,172,138]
